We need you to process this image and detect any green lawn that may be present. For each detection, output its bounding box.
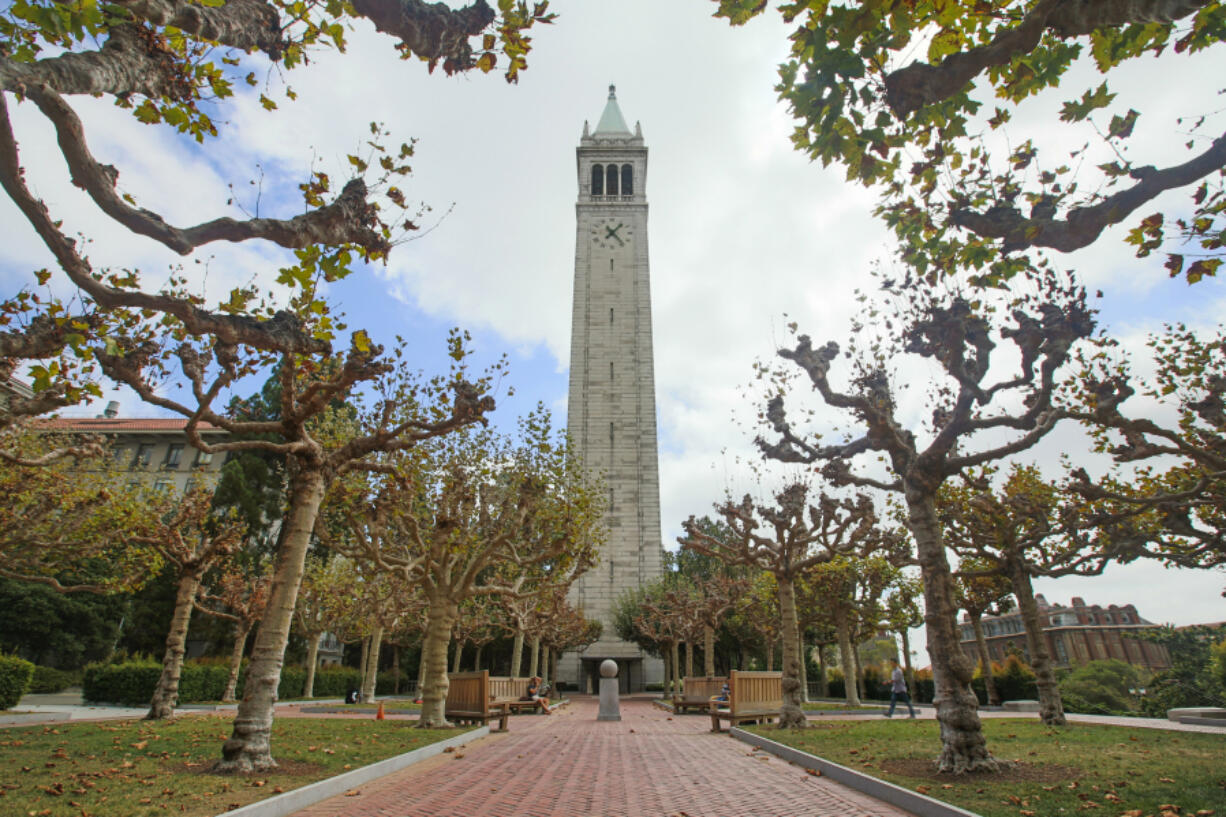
[803,701,886,711]
[0,715,472,817]
[747,719,1225,817]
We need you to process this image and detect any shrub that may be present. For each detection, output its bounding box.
[29,665,81,694]
[0,654,35,709]
[83,660,162,705]
[1059,659,1142,713]
[310,667,363,698]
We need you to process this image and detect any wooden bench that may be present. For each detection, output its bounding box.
[709,670,782,732]
[445,670,509,730]
[488,676,547,714]
[673,676,727,714]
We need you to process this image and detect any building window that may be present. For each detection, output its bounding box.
[153,478,173,492]
[164,443,184,468]
[606,164,619,196]
[591,164,604,195]
[194,448,214,466]
[133,443,154,468]
[610,361,614,383]
[621,164,633,195]
[609,307,614,324]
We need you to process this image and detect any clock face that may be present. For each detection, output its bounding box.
[590,217,634,250]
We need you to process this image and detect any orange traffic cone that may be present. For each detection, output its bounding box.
[376,701,385,720]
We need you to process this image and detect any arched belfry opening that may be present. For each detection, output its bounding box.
[605,164,619,196]
[621,164,633,196]
[591,164,604,196]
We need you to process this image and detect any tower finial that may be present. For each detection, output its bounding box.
[608,84,616,99]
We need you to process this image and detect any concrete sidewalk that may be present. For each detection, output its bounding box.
[288,697,915,817]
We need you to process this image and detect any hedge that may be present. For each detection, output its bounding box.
[82,661,387,705]
[29,665,81,694]
[0,654,35,709]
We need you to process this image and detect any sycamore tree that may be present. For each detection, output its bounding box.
[0,0,564,771]
[136,486,246,720]
[716,0,1226,284]
[952,558,1014,707]
[537,597,600,689]
[1066,323,1226,573]
[322,406,603,727]
[293,554,356,699]
[882,575,925,699]
[199,561,273,703]
[729,571,781,672]
[681,484,884,728]
[756,269,1094,771]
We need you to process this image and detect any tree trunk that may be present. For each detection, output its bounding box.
[684,640,694,678]
[392,645,400,694]
[511,628,525,677]
[853,645,866,701]
[358,636,369,689]
[360,625,383,703]
[451,639,463,674]
[218,466,327,772]
[474,643,484,672]
[416,648,426,697]
[765,641,774,672]
[303,633,321,699]
[661,648,671,697]
[529,636,540,678]
[900,629,917,700]
[418,596,458,728]
[670,641,680,693]
[816,643,828,698]
[703,625,716,676]
[969,613,1001,706]
[146,568,203,720]
[798,633,809,702]
[223,622,252,703]
[835,610,861,706]
[1007,561,1066,725]
[906,487,1001,772]
[775,576,806,728]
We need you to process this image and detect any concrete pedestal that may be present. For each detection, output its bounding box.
[597,677,621,721]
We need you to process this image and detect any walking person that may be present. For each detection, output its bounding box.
[885,658,916,718]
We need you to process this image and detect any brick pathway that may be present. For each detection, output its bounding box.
[290,697,913,817]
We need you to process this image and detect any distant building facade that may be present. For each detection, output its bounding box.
[41,401,228,493]
[959,594,1171,672]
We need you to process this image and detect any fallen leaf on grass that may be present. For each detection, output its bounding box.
[915,786,930,795]
[1159,778,1175,783]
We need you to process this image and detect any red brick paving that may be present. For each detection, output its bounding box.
[290,697,913,817]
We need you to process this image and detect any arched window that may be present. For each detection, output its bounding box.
[621,164,633,196]
[590,164,604,196]
[606,164,618,196]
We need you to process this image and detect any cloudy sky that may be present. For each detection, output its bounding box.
[3,1,1223,660]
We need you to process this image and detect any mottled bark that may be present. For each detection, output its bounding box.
[217,467,326,772]
[670,642,681,693]
[1007,564,1066,725]
[969,614,1002,706]
[529,636,540,678]
[776,577,807,728]
[417,597,457,727]
[835,611,861,707]
[909,490,1002,773]
[765,642,775,672]
[684,640,694,678]
[223,622,252,702]
[703,625,716,677]
[816,644,828,698]
[798,634,809,702]
[302,633,321,699]
[112,0,283,57]
[854,648,866,702]
[360,626,383,704]
[451,639,463,674]
[473,644,483,671]
[392,646,400,694]
[510,629,525,677]
[146,569,202,720]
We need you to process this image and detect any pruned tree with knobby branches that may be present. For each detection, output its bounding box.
[755,270,1095,771]
[199,561,273,703]
[952,559,1014,708]
[681,484,884,729]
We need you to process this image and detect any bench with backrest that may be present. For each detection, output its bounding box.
[709,670,783,732]
[673,676,727,714]
[445,670,509,730]
[488,676,546,714]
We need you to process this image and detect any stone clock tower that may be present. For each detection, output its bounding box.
[559,86,664,693]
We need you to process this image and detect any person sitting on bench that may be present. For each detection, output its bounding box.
[521,676,552,714]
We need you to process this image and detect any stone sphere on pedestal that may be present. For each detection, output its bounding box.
[600,659,618,678]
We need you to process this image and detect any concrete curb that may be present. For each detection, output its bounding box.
[219,726,489,817]
[730,728,983,817]
[1178,716,1226,728]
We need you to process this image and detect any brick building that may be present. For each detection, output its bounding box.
[959,594,1171,672]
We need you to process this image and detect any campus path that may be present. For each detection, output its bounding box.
[289,696,914,817]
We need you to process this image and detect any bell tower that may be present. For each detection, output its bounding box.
[560,86,664,692]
